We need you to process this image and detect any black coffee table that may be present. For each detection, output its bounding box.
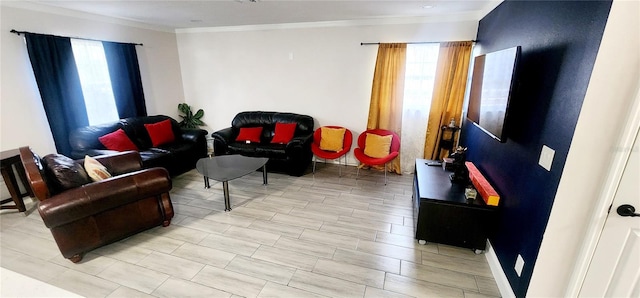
[196,155,268,211]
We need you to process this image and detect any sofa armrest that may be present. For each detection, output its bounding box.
[286,133,313,153]
[181,129,207,143]
[212,127,234,154]
[38,167,171,228]
[93,151,143,175]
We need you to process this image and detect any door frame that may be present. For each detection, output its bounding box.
[566,86,640,296]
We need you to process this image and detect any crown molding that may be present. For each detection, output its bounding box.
[1,1,175,33]
[2,0,503,35]
[175,13,480,34]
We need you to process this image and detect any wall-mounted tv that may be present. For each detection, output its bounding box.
[466,46,521,142]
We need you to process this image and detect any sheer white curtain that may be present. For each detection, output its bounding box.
[400,44,440,174]
[71,39,119,126]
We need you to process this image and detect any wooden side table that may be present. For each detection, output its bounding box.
[1,148,33,212]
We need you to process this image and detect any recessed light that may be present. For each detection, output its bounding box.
[422,5,434,9]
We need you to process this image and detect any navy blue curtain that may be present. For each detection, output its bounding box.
[103,42,147,118]
[24,33,89,156]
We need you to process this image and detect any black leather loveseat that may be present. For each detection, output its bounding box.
[212,111,314,176]
[69,115,207,176]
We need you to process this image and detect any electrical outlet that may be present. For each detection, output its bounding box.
[539,145,555,171]
[515,254,525,277]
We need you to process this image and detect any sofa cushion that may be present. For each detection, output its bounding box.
[256,144,287,159]
[84,155,112,182]
[236,127,263,143]
[228,142,259,156]
[69,121,125,153]
[42,154,91,192]
[145,119,175,147]
[364,133,392,158]
[231,111,314,137]
[271,122,297,144]
[98,129,138,152]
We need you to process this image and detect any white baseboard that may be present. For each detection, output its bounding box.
[485,240,516,298]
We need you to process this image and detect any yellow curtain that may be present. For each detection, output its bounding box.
[424,41,473,160]
[366,43,406,174]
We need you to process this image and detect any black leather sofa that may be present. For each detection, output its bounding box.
[212,111,314,176]
[69,115,207,176]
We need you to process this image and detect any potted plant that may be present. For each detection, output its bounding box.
[177,103,204,129]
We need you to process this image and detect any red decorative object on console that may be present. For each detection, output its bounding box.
[465,161,500,206]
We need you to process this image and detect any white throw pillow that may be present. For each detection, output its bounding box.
[84,155,112,182]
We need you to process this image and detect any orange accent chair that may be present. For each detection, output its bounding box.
[311,126,353,177]
[353,129,400,185]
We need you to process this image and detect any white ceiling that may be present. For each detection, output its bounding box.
[9,0,502,31]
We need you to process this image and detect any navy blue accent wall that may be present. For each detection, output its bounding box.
[459,1,611,296]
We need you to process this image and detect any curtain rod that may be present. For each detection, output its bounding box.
[360,40,475,46]
[10,29,143,46]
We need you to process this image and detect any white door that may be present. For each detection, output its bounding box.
[579,124,640,296]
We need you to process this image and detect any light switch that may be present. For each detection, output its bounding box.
[539,145,554,171]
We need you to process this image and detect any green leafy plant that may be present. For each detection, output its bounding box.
[177,103,204,129]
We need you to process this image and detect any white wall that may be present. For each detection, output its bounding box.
[176,20,478,164]
[529,0,640,296]
[0,4,185,155]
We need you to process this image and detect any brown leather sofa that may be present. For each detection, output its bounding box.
[19,147,174,263]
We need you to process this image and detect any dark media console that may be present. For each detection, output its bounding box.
[413,159,498,252]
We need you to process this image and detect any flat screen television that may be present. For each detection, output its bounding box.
[466,46,521,142]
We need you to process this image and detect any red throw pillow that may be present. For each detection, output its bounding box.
[271,122,297,144]
[145,119,175,147]
[98,129,138,152]
[236,127,263,143]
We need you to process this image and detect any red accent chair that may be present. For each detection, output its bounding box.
[311,126,353,177]
[353,129,400,185]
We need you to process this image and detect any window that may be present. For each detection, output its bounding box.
[400,44,440,173]
[71,39,119,125]
[24,32,146,156]
[403,44,440,112]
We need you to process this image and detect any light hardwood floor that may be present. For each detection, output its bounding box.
[0,163,500,297]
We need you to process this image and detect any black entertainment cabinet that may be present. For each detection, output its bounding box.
[413,159,498,253]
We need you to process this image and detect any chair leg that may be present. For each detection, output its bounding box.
[313,157,317,174]
[338,156,342,177]
[356,164,360,180]
[384,163,388,185]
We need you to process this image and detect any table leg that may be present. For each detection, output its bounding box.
[262,164,268,185]
[1,165,26,212]
[13,162,33,197]
[203,176,210,189]
[223,181,231,211]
